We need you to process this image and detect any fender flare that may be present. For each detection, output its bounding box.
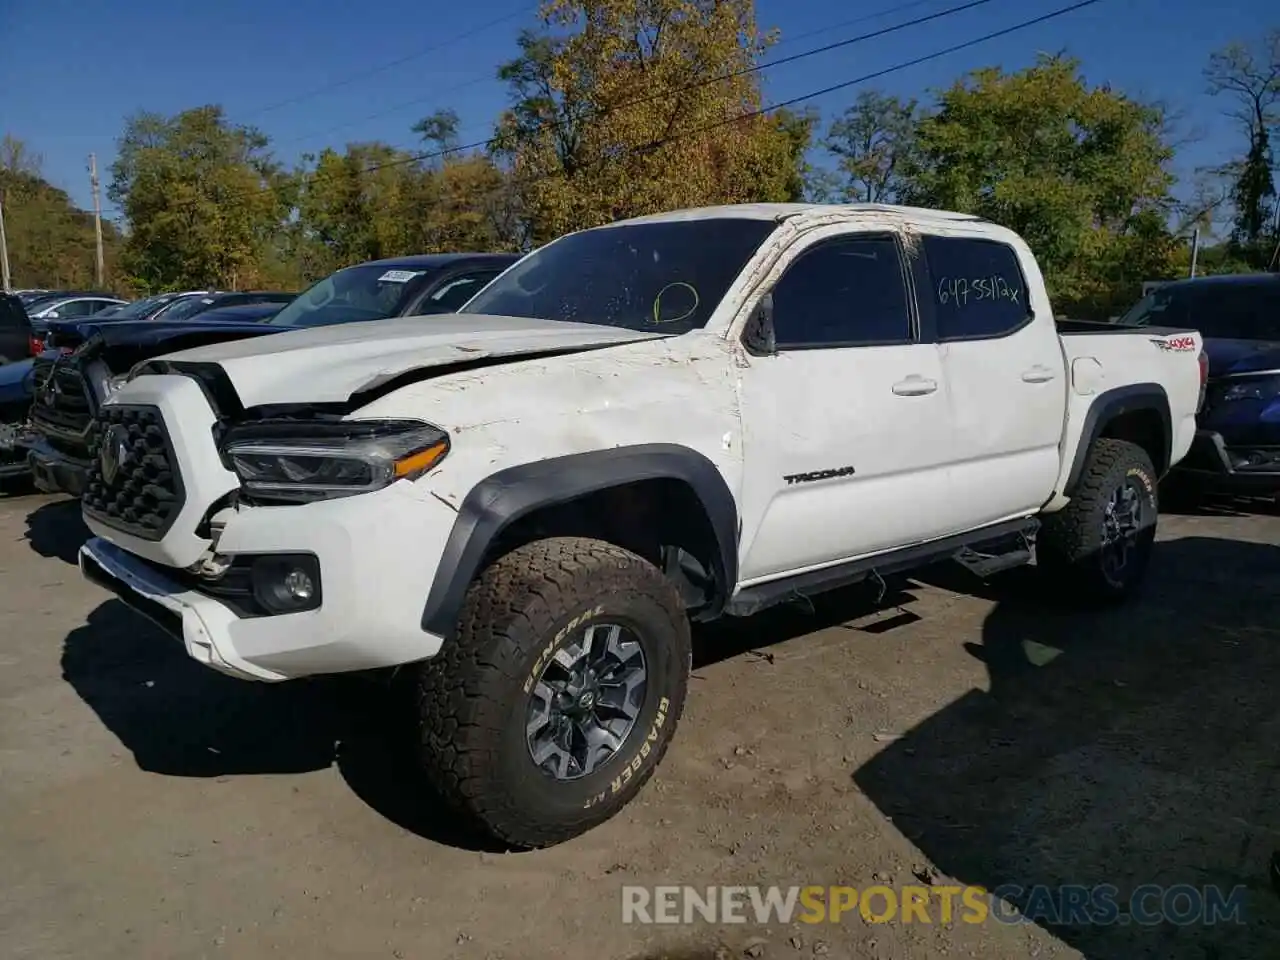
[1063,382,1172,495]
[420,443,740,637]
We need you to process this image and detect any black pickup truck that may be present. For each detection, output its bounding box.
[24,252,519,495]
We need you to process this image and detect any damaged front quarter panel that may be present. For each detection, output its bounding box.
[352,333,747,510]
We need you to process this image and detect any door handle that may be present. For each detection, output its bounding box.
[891,375,938,396]
[1021,365,1056,383]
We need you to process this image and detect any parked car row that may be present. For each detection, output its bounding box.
[3,254,517,493]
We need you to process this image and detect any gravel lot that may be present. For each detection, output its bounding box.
[1,490,1278,960]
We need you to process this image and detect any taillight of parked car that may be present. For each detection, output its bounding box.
[28,333,44,356]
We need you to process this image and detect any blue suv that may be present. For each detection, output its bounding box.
[1114,273,1280,498]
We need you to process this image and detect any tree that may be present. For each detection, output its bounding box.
[109,106,290,291]
[822,91,918,203]
[0,135,123,290]
[1204,31,1280,251]
[494,0,807,244]
[902,55,1181,317]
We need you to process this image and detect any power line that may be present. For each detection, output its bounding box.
[361,0,1007,174]
[244,3,536,119]
[403,0,1107,211]
[126,0,1104,221]
[278,0,967,150]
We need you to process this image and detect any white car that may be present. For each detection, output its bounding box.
[26,294,128,322]
[77,203,1207,848]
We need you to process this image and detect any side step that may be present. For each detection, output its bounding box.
[725,518,1040,618]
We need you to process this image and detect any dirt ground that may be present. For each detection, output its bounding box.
[1,491,1278,960]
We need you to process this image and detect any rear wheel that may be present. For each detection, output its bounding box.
[1038,438,1158,601]
[417,536,691,849]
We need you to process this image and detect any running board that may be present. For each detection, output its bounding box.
[725,518,1040,618]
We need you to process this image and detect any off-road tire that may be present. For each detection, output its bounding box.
[1037,437,1158,602]
[417,536,691,849]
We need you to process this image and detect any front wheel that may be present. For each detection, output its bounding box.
[417,536,691,849]
[1038,438,1158,602]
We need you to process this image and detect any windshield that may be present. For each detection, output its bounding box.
[156,295,220,323]
[1115,282,1280,340]
[458,218,778,333]
[267,264,432,328]
[106,294,175,320]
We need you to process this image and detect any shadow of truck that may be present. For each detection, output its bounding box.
[855,536,1280,959]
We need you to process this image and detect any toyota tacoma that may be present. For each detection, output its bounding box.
[76,204,1207,848]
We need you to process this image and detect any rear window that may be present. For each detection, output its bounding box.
[1115,281,1280,340]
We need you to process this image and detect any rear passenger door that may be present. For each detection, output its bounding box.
[735,230,958,583]
[915,233,1067,526]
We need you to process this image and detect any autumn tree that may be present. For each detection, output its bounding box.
[0,135,123,290]
[822,91,919,203]
[109,106,290,291]
[1204,30,1280,256]
[494,0,808,244]
[902,55,1181,316]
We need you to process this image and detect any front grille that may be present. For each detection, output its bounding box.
[82,404,186,541]
[30,356,97,454]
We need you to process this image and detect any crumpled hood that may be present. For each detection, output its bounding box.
[1202,337,1280,379]
[152,313,670,407]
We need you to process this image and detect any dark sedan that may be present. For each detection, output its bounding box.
[24,252,520,496]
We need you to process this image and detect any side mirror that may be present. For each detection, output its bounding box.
[743,293,776,355]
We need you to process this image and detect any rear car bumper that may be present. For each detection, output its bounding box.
[27,438,90,496]
[1170,429,1280,494]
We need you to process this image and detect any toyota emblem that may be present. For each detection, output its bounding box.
[99,425,131,485]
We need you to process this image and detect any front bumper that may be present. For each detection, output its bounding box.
[27,437,90,495]
[80,478,459,682]
[1170,429,1280,494]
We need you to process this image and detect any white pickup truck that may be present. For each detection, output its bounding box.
[77,203,1206,848]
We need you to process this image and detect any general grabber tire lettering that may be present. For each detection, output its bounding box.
[416,536,692,849]
[1038,437,1158,602]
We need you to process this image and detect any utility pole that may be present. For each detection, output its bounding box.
[0,193,11,292]
[88,153,104,288]
[1189,227,1200,279]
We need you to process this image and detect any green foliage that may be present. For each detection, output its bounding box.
[493,0,803,244]
[109,106,289,292]
[0,135,122,290]
[822,91,919,203]
[1203,30,1280,263]
[899,54,1182,316]
[12,20,1280,308]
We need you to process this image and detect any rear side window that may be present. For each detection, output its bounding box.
[419,271,502,314]
[923,236,1030,341]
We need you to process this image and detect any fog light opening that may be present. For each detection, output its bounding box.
[250,555,322,614]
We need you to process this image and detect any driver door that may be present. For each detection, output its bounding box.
[735,230,957,583]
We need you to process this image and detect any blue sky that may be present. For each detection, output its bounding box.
[0,0,1272,225]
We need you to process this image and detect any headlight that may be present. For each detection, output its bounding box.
[1219,375,1280,402]
[223,419,449,502]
